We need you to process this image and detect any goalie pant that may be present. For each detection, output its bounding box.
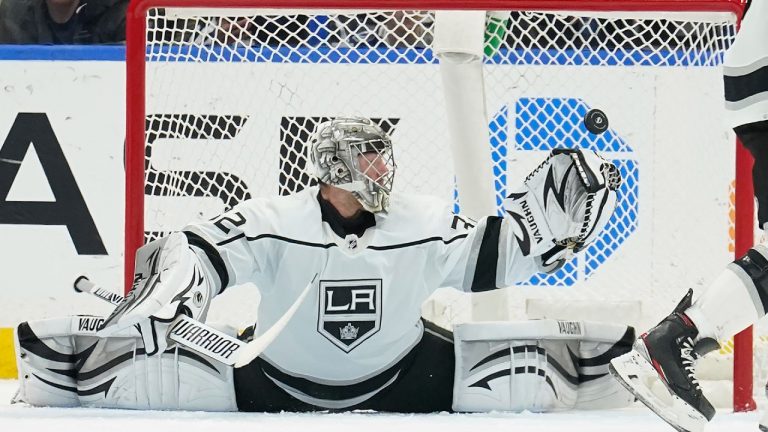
[13,315,634,412]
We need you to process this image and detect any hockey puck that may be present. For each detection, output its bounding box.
[584,109,609,135]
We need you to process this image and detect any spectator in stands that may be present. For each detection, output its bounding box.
[0,0,128,44]
[179,14,312,47]
[326,11,432,48]
[188,11,432,49]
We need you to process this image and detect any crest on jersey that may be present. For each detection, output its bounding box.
[318,279,381,353]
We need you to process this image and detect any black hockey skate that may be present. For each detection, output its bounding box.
[609,289,719,432]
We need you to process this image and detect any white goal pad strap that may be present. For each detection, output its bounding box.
[452,319,635,412]
[13,316,237,411]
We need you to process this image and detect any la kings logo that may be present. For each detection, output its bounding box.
[318,279,381,353]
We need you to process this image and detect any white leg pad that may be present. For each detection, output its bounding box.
[14,316,237,411]
[452,319,635,412]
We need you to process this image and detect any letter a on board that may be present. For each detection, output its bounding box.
[0,113,106,255]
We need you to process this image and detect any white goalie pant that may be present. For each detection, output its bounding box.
[453,320,635,412]
[13,315,237,411]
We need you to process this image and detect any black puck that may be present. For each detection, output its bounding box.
[584,109,609,135]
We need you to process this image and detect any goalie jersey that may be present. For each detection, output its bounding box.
[183,186,538,388]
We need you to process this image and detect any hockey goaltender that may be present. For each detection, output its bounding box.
[12,117,632,413]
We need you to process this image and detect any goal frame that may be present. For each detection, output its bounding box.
[124,0,752,410]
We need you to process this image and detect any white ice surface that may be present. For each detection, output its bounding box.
[0,379,761,432]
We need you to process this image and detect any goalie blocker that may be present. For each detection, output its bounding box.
[13,315,633,412]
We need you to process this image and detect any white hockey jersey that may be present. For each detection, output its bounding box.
[724,0,768,127]
[183,186,538,389]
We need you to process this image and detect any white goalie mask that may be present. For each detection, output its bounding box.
[309,118,396,213]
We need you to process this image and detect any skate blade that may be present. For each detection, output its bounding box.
[609,352,707,432]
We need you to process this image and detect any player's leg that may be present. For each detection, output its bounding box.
[609,290,721,432]
[738,119,768,432]
[610,244,768,432]
[610,120,768,432]
[13,316,238,411]
[610,238,768,432]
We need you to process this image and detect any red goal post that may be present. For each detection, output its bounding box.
[125,0,752,409]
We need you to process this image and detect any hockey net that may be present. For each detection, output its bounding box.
[126,0,753,408]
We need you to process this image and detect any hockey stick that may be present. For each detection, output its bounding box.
[74,276,125,306]
[234,273,317,368]
[73,275,316,368]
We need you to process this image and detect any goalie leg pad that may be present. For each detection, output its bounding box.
[452,319,634,412]
[13,317,85,407]
[14,316,237,411]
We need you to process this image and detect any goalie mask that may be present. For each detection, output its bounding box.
[309,118,396,213]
